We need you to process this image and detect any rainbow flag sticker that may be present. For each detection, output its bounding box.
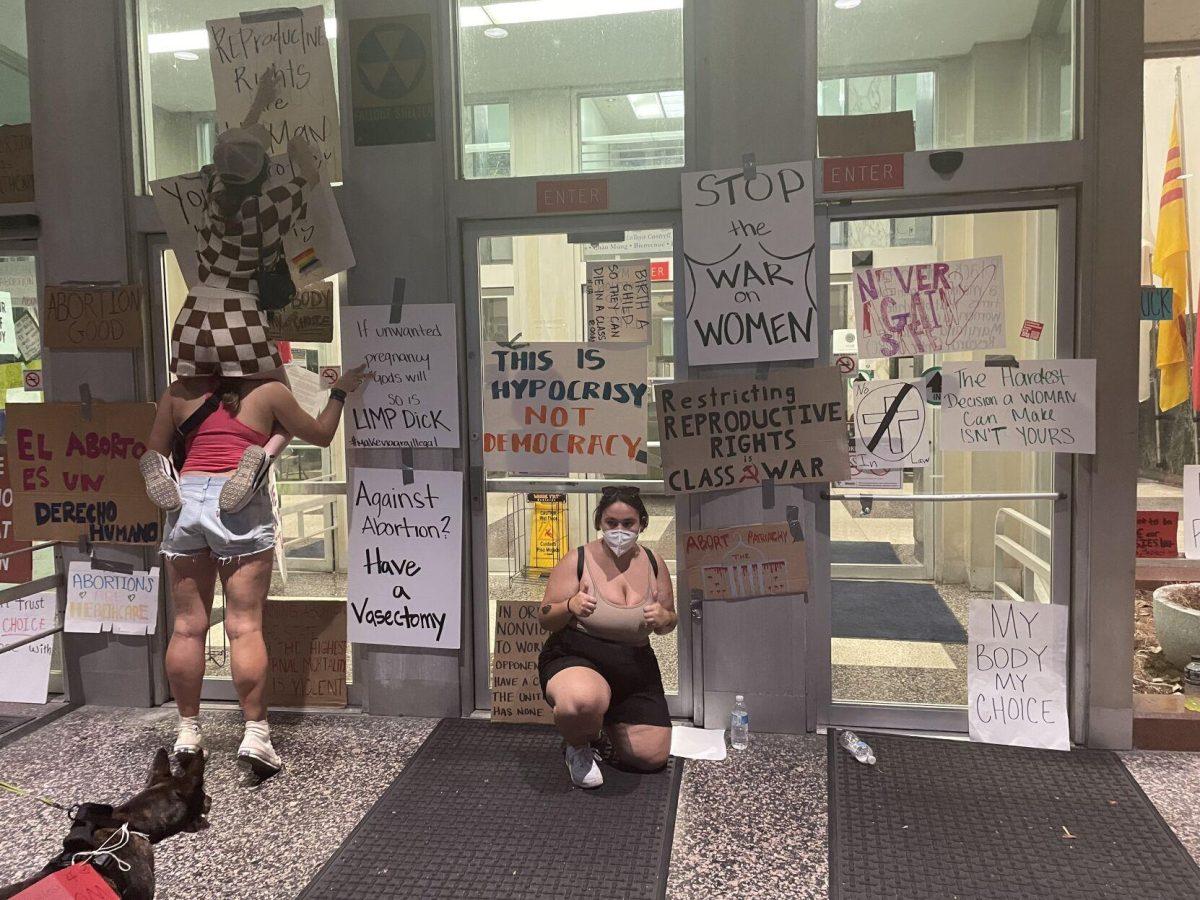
[292,247,320,275]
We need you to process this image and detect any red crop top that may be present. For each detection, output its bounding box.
[181,402,270,474]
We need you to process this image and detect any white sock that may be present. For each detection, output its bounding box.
[179,714,201,730]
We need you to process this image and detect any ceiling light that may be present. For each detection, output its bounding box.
[660,90,684,118]
[628,92,665,120]
[484,25,509,37]
[475,0,682,27]
[173,50,199,61]
[148,17,337,54]
[834,0,862,9]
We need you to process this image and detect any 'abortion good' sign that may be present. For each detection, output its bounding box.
[682,162,817,364]
[968,599,1069,751]
[940,360,1096,453]
[853,256,1005,359]
[483,343,648,476]
[341,304,461,449]
[66,562,160,636]
[347,468,462,649]
[656,367,850,494]
[43,284,143,350]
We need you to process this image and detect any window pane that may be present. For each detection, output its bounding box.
[818,0,1076,148]
[457,1,684,179]
[137,0,338,183]
[0,1,29,125]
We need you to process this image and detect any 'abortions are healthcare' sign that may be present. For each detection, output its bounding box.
[853,256,1005,359]
[681,161,818,365]
[656,367,850,494]
[483,343,648,476]
[347,468,462,649]
[65,562,160,636]
[341,303,461,449]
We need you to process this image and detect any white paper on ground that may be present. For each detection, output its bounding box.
[670,725,728,761]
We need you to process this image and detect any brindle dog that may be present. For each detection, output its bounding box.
[0,750,210,900]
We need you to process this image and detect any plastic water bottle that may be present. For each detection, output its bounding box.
[839,730,876,765]
[1184,655,1200,696]
[730,695,749,750]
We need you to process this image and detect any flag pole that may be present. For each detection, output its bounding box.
[1175,66,1199,463]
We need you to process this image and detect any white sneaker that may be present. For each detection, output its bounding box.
[219,446,272,514]
[237,720,282,779]
[173,716,205,758]
[564,744,603,789]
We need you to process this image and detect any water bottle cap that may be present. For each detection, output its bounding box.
[735,694,744,702]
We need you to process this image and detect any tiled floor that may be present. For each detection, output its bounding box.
[1121,749,1200,865]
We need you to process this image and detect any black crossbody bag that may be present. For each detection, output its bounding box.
[170,385,229,471]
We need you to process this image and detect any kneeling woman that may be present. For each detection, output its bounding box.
[538,487,678,788]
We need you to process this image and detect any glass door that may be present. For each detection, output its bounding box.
[464,216,693,718]
[817,194,1075,732]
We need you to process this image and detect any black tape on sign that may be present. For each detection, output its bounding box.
[755,361,771,381]
[79,383,93,422]
[400,448,415,486]
[91,552,136,575]
[500,331,529,351]
[761,478,776,509]
[240,6,302,22]
[786,504,804,542]
[742,152,758,183]
[635,449,648,464]
[984,354,1019,368]
[390,277,407,324]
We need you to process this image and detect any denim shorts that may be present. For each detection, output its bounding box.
[160,475,276,562]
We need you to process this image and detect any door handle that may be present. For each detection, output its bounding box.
[690,599,703,621]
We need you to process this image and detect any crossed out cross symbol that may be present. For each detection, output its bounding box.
[860,390,919,455]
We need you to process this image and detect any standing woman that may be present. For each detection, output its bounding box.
[139,70,322,514]
[145,366,371,777]
[537,487,678,788]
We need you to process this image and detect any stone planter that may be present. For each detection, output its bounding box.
[1152,584,1200,669]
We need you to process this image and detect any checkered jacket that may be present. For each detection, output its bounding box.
[196,170,308,291]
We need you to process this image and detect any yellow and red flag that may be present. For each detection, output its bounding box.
[1154,103,1192,411]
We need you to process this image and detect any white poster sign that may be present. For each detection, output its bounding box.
[206,6,342,180]
[835,442,905,491]
[341,304,460,449]
[1183,465,1200,560]
[151,156,354,289]
[347,468,462,649]
[65,563,160,635]
[0,291,16,356]
[586,259,651,344]
[285,362,325,417]
[940,360,1096,454]
[0,590,54,703]
[853,256,1005,359]
[681,161,818,365]
[851,377,931,470]
[968,598,1070,751]
[483,343,648,476]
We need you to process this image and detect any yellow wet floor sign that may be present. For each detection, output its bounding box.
[527,493,568,577]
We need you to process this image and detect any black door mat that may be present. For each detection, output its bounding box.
[832,580,966,643]
[829,731,1200,899]
[832,540,902,565]
[299,718,683,900]
[0,715,30,736]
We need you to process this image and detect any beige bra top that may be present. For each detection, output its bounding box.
[571,546,654,647]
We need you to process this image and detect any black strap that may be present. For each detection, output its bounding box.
[576,544,659,580]
[171,380,235,467]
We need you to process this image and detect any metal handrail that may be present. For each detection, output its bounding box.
[0,541,57,561]
[823,491,1066,502]
[486,477,667,494]
[0,573,65,607]
[993,506,1052,604]
[0,626,62,654]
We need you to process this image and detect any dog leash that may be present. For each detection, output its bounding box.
[0,779,74,814]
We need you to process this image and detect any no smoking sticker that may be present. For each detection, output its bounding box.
[319,366,341,388]
[22,369,41,391]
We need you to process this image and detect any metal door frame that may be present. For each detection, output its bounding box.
[809,188,1078,735]
[462,212,696,720]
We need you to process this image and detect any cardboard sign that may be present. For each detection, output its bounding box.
[1141,285,1174,321]
[264,599,347,707]
[1183,466,1200,560]
[527,493,568,577]
[12,862,119,899]
[151,155,354,289]
[491,600,552,725]
[853,256,1005,359]
[0,590,54,704]
[0,123,34,203]
[267,282,334,343]
[681,161,817,365]
[536,178,609,213]
[1020,319,1045,341]
[350,14,436,146]
[347,468,462,649]
[7,402,161,544]
[586,259,651,344]
[1136,510,1179,559]
[835,444,904,491]
[823,153,904,193]
[42,284,143,350]
[851,377,930,470]
[684,522,808,600]
[968,599,1070,752]
[656,367,850,494]
[817,111,916,157]
[940,360,1096,454]
[65,563,160,636]
[483,343,648,476]
[207,6,342,181]
[0,453,32,583]
[341,304,461,449]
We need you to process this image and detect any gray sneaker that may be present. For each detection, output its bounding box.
[564,744,603,789]
[140,450,181,511]
[219,446,271,514]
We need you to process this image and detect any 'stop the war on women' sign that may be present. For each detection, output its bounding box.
[853,256,1005,359]
[681,161,818,365]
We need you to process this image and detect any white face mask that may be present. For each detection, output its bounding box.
[602,528,638,557]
